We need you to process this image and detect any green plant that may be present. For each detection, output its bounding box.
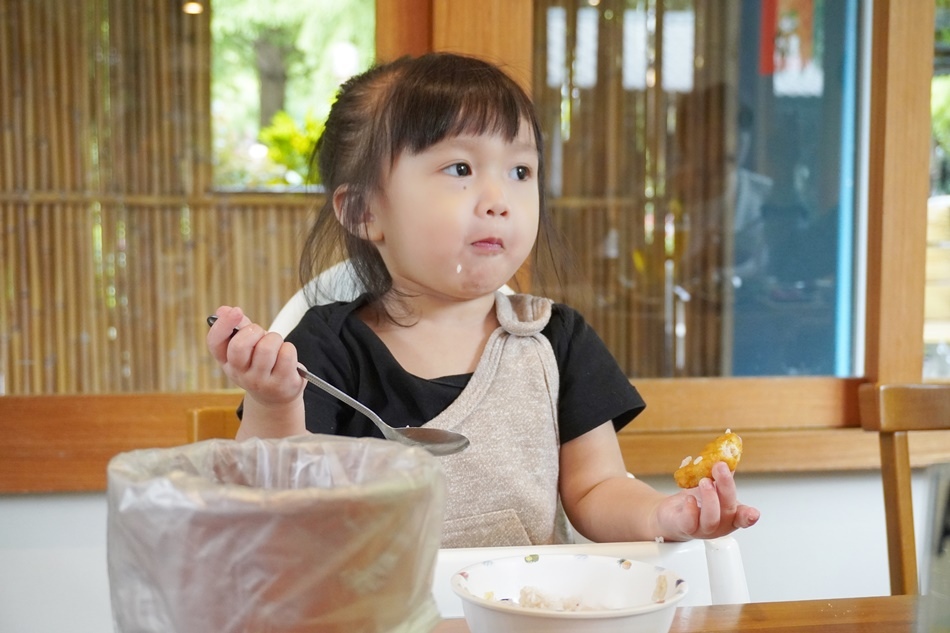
[259,110,324,185]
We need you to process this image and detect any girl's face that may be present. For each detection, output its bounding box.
[363,121,540,299]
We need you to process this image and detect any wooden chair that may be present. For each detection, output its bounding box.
[187,406,241,443]
[858,382,950,595]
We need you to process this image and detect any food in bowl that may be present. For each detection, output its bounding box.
[674,429,743,488]
[517,585,592,611]
[451,553,687,633]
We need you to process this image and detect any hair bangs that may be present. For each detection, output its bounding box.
[385,59,537,159]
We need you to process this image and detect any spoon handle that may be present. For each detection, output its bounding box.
[206,315,398,441]
[294,364,398,439]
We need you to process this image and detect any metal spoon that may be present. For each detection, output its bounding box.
[207,316,470,456]
[294,362,469,456]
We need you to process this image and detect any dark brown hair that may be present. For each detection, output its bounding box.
[301,52,564,310]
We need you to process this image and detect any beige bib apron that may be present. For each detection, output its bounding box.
[425,292,570,548]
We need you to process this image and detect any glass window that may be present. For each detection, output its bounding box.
[0,0,879,395]
[534,0,862,377]
[211,0,374,190]
[0,0,372,395]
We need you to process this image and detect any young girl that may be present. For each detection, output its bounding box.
[208,52,759,548]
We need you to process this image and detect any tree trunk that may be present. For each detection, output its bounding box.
[255,37,288,129]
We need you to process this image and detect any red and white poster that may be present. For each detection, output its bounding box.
[760,0,824,96]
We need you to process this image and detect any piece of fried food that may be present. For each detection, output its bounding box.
[674,430,743,488]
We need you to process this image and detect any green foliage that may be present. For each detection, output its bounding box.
[933,76,950,156]
[210,0,374,189]
[940,0,950,45]
[259,111,324,185]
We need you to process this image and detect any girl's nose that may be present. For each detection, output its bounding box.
[477,180,510,218]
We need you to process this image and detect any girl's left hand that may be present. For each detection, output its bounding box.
[655,461,760,540]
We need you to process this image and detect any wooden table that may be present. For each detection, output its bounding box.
[433,595,919,632]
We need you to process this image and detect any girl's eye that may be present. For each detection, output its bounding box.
[510,165,531,181]
[442,162,472,177]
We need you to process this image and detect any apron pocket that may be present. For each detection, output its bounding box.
[441,508,531,548]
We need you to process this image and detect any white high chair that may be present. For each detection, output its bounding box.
[268,263,751,613]
[268,259,514,336]
[269,260,362,336]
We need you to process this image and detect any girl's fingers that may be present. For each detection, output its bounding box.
[206,306,303,407]
[207,306,249,357]
[697,477,722,534]
[735,504,761,529]
[215,305,247,329]
[657,492,700,538]
[227,325,272,375]
[228,329,303,399]
[661,462,760,539]
[208,307,237,362]
[274,340,301,375]
[275,342,307,395]
[710,462,739,507]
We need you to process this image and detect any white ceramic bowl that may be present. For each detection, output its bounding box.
[451,553,687,633]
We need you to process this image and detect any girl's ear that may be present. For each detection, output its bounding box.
[332,185,383,242]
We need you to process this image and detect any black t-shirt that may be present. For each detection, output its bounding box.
[282,294,646,444]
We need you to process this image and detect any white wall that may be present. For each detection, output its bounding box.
[0,493,112,633]
[642,470,930,603]
[0,471,932,632]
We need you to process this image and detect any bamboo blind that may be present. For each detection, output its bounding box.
[2,0,735,394]
[0,0,313,394]
[533,0,734,377]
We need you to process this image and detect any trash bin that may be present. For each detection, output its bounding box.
[107,434,445,633]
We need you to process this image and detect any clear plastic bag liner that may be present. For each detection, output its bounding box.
[107,434,446,633]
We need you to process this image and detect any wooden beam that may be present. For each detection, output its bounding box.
[864,0,934,383]
[630,376,866,431]
[376,0,432,62]
[431,0,533,92]
[620,428,950,478]
[4,378,943,494]
[0,392,243,493]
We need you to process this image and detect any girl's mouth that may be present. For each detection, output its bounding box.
[472,237,504,251]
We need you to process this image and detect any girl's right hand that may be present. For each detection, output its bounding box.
[207,305,306,408]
